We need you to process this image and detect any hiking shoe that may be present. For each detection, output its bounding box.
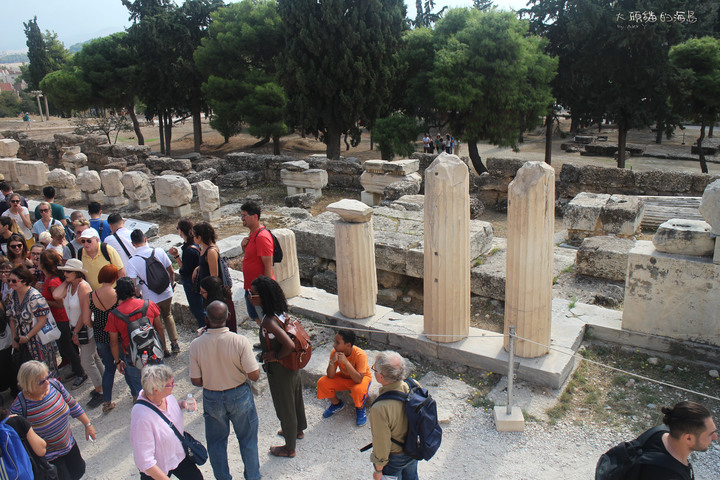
[323,400,344,418]
[72,374,87,389]
[171,342,180,354]
[87,394,104,409]
[356,407,367,426]
[164,350,173,358]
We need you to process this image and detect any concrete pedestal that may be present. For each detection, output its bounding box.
[505,162,555,358]
[103,195,128,207]
[161,204,192,217]
[361,190,382,207]
[201,210,221,221]
[424,153,470,342]
[57,187,81,202]
[130,198,152,210]
[493,406,525,432]
[274,228,301,299]
[82,191,104,203]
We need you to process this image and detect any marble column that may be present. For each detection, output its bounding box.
[504,161,555,358]
[273,228,301,299]
[327,199,377,318]
[424,153,470,342]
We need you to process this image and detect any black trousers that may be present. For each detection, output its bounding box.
[50,442,86,480]
[56,321,84,377]
[0,346,18,396]
[140,456,203,480]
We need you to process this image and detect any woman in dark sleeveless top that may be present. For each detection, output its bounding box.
[89,265,120,413]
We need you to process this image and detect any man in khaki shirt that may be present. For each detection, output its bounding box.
[189,301,261,480]
[369,351,418,480]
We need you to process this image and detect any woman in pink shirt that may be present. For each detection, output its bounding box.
[130,364,203,480]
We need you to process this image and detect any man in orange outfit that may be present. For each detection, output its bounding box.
[317,329,372,426]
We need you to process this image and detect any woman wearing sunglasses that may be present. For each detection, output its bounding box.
[6,233,32,269]
[10,360,96,480]
[32,201,63,241]
[1,193,33,245]
[7,264,59,378]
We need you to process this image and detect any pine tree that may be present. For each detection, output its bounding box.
[23,17,53,90]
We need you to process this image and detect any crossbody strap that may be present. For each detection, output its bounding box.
[114,232,132,258]
[136,399,185,445]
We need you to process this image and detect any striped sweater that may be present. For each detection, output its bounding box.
[10,380,84,461]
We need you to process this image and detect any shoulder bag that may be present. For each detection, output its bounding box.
[136,399,208,465]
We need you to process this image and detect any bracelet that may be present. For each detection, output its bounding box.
[114,359,122,365]
[174,255,180,259]
[84,422,92,428]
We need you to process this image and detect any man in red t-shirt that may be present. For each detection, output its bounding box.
[105,277,164,398]
[240,201,274,325]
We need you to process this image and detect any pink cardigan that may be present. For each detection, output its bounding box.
[130,391,186,474]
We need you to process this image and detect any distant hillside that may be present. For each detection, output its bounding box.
[0,53,28,64]
[68,42,86,53]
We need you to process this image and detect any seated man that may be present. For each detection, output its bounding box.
[317,329,372,426]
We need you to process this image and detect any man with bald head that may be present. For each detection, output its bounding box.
[189,301,261,480]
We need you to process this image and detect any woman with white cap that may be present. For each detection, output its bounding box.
[53,258,105,408]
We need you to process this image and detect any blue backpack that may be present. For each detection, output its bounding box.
[0,418,33,480]
[367,378,443,461]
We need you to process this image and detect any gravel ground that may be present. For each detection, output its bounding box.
[26,322,716,480]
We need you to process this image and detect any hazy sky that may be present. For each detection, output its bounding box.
[1,0,531,53]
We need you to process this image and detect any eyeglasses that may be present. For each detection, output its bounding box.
[371,365,377,372]
[8,279,19,284]
[240,214,255,219]
[250,293,260,298]
[37,374,51,386]
[164,380,175,389]
[9,200,20,204]
[9,244,22,249]
[30,252,40,256]
[79,239,94,244]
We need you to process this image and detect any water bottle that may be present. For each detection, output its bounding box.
[185,393,197,412]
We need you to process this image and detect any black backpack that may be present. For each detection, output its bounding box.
[139,248,171,294]
[255,227,283,264]
[595,425,692,480]
[111,300,164,369]
[77,242,110,262]
[361,378,442,461]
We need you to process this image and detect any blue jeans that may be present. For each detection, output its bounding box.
[244,290,264,322]
[120,352,143,397]
[96,342,116,402]
[383,453,418,480]
[183,277,206,328]
[203,383,260,480]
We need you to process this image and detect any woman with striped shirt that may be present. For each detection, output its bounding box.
[10,360,97,480]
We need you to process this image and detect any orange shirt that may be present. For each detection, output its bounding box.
[329,345,371,380]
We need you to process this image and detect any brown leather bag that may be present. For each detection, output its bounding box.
[265,315,312,370]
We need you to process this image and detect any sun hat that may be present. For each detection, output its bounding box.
[58,258,88,274]
[79,228,100,240]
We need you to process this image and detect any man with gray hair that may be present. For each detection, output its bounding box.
[189,301,261,480]
[369,351,418,480]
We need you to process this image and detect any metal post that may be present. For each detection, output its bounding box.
[31,90,44,122]
[507,325,515,415]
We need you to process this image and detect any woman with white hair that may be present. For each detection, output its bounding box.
[9,360,96,480]
[130,364,203,480]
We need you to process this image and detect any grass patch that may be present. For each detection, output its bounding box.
[569,296,578,309]
[561,264,575,274]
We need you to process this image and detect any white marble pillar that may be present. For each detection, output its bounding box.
[424,153,470,342]
[504,162,555,358]
[273,228,301,299]
[327,199,377,318]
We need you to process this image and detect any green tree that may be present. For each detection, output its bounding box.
[472,0,495,11]
[373,113,421,159]
[669,36,720,173]
[194,0,287,152]
[39,70,91,113]
[73,33,145,143]
[413,1,447,28]
[431,8,556,173]
[0,92,22,118]
[394,27,437,125]
[23,17,53,90]
[277,0,406,160]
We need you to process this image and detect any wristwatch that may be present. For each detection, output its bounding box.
[114,359,122,365]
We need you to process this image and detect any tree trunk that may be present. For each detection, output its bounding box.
[709,124,714,138]
[250,136,270,148]
[698,118,708,174]
[616,120,627,169]
[326,123,342,160]
[344,133,350,151]
[272,135,280,155]
[158,115,165,155]
[467,140,487,174]
[370,131,374,151]
[164,113,173,155]
[570,115,579,134]
[544,113,552,165]
[127,105,144,145]
[192,92,202,152]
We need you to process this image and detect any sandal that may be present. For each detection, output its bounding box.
[102,401,116,413]
[277,430,304,439]
[269,445,296,458]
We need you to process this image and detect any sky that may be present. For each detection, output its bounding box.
[0,0,531,53]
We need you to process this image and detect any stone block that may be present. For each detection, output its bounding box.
[360,190,382,206]
[486,157,525,178]
[576,236,635,282]
[699,179,720,235]
[280,169,328,190]
[281,160,309,171]
[121,171,153,201]
[384,181,421,201]
[82,191,104,203]
[160,204,192,217]
[76,170,102,193]
[155,175,193,208]
[326,199,373,223]
[382,159,419,175]
[493,406,525,432]
[623,241,720,347]
[475,172,511,192]
[363,160,386,173]
[0,139,20,157]
[216,172,248,189]
[563,192,610,236]
[217,235,247,258]
[196,180,220,213]
[284,193,318,209]
[103,195,128,206]
[653,219,714,257]
[0,158,19,182]
[598,194,644,236]
[360,171,422,195]
[186,168,218,184]
[392,195,424,211]
[100,169,124,197]
[635,170,693,193]
[16,160,49,187]
[577,165,635,189]
[47,169,76,188]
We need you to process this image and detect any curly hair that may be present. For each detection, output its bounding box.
[251,275,287,316]
[115,277,137,301]
[199,275,231,307]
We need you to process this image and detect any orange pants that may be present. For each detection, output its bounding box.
[317,375,371,408]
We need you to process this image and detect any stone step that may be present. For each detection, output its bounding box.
[639,195,703,229]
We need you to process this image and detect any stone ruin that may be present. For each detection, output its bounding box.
[359,159,422,206]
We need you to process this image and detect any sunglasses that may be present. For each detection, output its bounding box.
[37,374,52,386]
[39,209,49,213]
[9,200,20,204]
[79,239,94,244]
[8,279,19,284]
[9,244,22,249]
[164,380,175,389]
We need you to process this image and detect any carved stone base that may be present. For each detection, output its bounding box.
[201,209,221,221]
[161,204,192,217]
[103,195,128,206]
[82,191,104,203]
